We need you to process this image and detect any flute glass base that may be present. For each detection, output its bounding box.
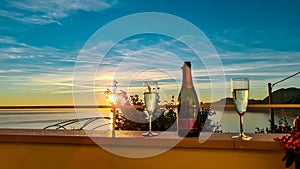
[142,131,158,137]
[232,134,252,141]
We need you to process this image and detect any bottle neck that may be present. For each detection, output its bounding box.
[182,66,194,89]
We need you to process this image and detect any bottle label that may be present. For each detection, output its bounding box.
[178,118,198,129]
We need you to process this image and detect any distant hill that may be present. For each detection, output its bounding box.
[213,87,300,104]
[211,87,300,113]
[262,87,300,104]
[212,98,263,105]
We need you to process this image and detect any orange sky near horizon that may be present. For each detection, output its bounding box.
[0,83,274,106]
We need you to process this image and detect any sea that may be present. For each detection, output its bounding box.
[0,109,297,133]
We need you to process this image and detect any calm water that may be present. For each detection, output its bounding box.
[210,111,280,133]
[0,109,296,133]
[0,109,111,130]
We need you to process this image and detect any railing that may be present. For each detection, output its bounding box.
[1,104,299,130]
[42,117,110,130]
[1,104,300,109]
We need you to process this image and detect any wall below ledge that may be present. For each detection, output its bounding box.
[0,129,290,169]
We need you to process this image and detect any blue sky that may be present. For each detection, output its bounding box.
[0,0,299,105]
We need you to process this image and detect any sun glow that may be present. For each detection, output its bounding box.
[108,94,117,104]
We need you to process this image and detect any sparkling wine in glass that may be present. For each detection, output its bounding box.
[142,81,159,136]
[231,78,252,140]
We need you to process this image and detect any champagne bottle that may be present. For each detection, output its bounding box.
[177,61,200,137]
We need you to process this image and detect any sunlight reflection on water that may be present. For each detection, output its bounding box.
[0,109,296,133]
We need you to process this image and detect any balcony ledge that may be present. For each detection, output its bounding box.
[0,129,285,151]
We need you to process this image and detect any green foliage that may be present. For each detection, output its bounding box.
[115,97,177,131]
[107,89,176,131]
[105,82,220,132]
[153,109,177,131]
[115,101,220,132]
[199,108,222,133]
[255,117,293,133]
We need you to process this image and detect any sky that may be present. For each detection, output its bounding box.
[0,0,299,105]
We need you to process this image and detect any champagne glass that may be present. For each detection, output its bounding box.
[231,78,252,140]
[142,81,159,136]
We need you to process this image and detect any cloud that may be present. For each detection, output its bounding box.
[217,49,300,99]
[29,73,75,94]
[0,36,76,60]
[0,36,78,94]
[220,50,300,74]
[1,34,299,101]
[1,0,117,25]
[0,9,23,19]
[0,69,23,73]
[80,35,298,98]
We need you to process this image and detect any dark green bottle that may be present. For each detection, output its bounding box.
[177,61,200,137]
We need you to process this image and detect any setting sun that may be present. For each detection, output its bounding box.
[108,94,117,105]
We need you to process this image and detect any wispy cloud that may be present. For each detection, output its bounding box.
[0,9,22,19]
[1,34,299,101]
[217,48,300,98]
[0,36,77,94]
[0,36,76,60]
[1,0,117,25]
[0,69,24,73]
[220,50,300,75]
